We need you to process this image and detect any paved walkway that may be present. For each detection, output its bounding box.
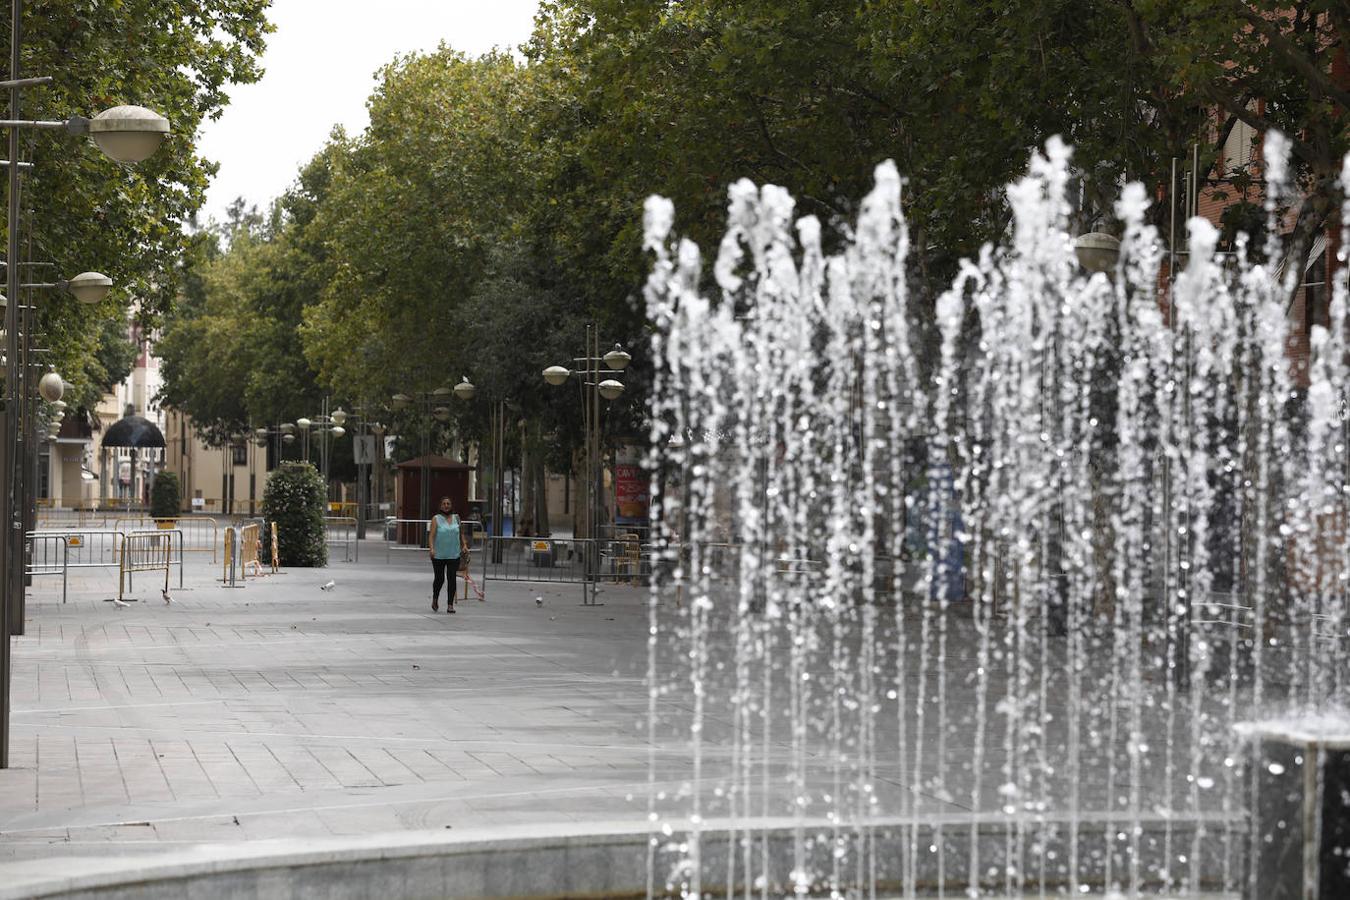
[0,547,656,871]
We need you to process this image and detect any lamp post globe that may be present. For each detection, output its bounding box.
[66,271,112,304]
[331,426,345,438]
[282,433,295,444]
[391,393,410,411]
[431,386,453,400]
[602,344,631,370]
[88,105,170,164]
[296,417,312,430]
[598,379,625,401]
[1073,232,1121,274]
[543,365,570,386]
[280,422,295,435]
[37,371,63,402]
[331,408,347,426]
[453,377,476,401]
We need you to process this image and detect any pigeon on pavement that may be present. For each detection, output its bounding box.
[320,581,336,592]
[112,599,129,609]
[535,596,544,607]
[162,589,173,605]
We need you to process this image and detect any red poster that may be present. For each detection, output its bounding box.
[614,446,649,524]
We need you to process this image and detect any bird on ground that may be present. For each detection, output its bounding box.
[535,596,543,607]
[162,589,173,605]
[320,581,336,592]
[112,599,129,609]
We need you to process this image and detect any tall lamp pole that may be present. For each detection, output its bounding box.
[544,325,631,600]
[0,0,170,769]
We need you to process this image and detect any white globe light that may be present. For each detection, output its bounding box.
[66,271,112,304]
[453,377,476,401]
[38,371,64,402]
[331,426,346,438]
[88,105,170,164]
[282,433,295,444]
[391,393,410,411]
[598,379,625,401]
[331,408,347,426]
[296,417,312,430]
[1073,232,1121,274]
[543,365,570,386]
[433,406,450,422]
[603,344,632,370]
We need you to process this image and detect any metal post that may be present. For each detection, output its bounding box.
[0,0,24,767]
[356,422,367,540]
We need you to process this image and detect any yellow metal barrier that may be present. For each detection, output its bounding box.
[222,527,235,583]
[118,531,172,602]
[241,523,261,577]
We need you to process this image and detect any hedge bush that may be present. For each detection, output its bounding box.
[150,471,180,519]
[262,462,328,567]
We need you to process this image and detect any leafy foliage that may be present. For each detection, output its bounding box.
[150,471,180,519]
[15,0,269,405]
[159,0,1347,483]
[262,462,327,567]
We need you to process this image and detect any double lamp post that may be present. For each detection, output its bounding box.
[0,0,172,769]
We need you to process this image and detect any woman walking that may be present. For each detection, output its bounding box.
[429,496,467,613]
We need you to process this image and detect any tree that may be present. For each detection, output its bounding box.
[0,2,269,427]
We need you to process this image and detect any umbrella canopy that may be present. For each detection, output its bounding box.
[101,415,165,449]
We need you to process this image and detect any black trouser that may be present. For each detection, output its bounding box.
[431,556,460,601]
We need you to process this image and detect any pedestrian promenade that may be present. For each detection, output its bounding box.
[0,547,656,875]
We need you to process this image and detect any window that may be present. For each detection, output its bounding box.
[232,443,247,466]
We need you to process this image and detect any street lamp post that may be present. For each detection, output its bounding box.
[0,0,170,769]
[544,324,631,602]
[295,400,347,508]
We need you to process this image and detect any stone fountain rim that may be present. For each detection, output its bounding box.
[0,812,1243,900]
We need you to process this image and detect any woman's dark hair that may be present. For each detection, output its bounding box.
[438,496,453,507]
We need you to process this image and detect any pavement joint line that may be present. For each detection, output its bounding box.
[0,779,665,834]
[14,700,227,714]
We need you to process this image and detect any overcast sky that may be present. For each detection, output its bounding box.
[196,0,541,225]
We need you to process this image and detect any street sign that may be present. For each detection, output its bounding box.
[353,435,376,465]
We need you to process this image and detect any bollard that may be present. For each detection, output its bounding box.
[1237,717,1350,899]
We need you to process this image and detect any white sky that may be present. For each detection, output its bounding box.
[196,0,541,225]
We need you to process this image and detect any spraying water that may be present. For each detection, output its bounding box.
[643,135,1349,897]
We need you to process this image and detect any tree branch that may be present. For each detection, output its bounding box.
[1232,2,1350,111]
[1201,81,1322,166]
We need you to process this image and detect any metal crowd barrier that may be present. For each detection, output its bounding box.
[240,522,262,577]
[324,516,359,562]
[114,516,218,562]
[117,530,174,602]
[26,533,68,604]
[384,518,483,562]
[29,528,124,570]
[35,508,108,529]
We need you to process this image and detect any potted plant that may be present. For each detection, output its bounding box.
[150,471,181,526]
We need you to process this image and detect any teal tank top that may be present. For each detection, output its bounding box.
[432,514,461,559]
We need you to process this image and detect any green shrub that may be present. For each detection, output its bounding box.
[262,462,328,567]
[150,471,180,519]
